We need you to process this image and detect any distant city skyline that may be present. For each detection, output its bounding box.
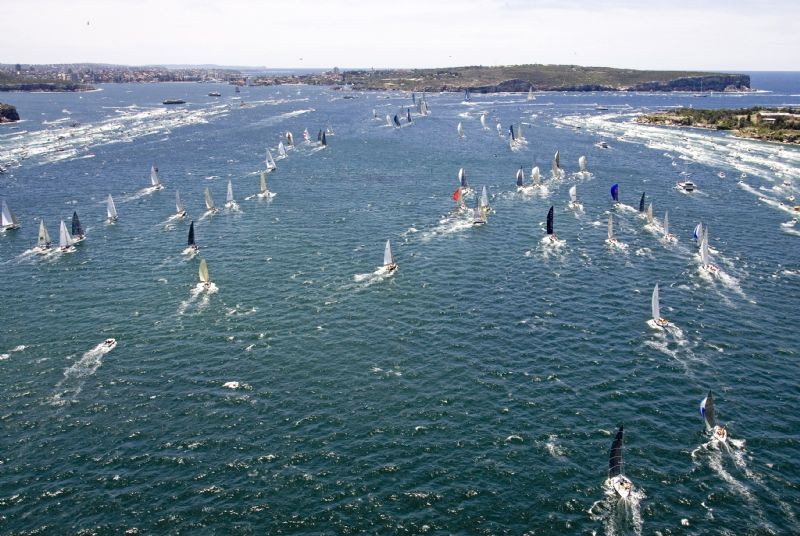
[3,0,798,71]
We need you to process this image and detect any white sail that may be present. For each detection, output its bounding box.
[383,240,393,266]
[260,171,267,193]
[608,214,614,239]
[175,190,185,214]
[199,259,210,283]
[37,219,51,247]
[458,167,466,186]
[551,150,560,176]
[701,228,711,266]
[278,142,287,157]
[517,122,524,140]
[106,194,118,220]
[150,165,161,187]
[266,149,277,170]
[579,155,587,172]
[480,113,488,129]
[59,220,74,249]
[516,168,524,185]
[1,199,18,228]
[386,114,393,127]
[496,122,502,134]
[527,86,535,101]
[663,211,670,236]
[646,202,654,224]
[457,122,464,138]
[652,283,661,323]
[480,186,489,208]
[531,166,540,185]
[226,180,234,203]
[286,131,294,146]
[569,185,577,203]
[204,187,215,210]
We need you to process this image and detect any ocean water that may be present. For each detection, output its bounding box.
[1,76,799,534]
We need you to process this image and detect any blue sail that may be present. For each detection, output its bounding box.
[393,114,401,127]
[611,183,619,202]
[509,124,515,141]
[407,109,412,123]
[693,223,702,241]
[639,192,645,212]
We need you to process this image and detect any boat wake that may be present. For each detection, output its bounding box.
[177,282,218,315]
[419,212,473,241]
[350,268,395,289]
[50,340,116,406]
[588,481,645,536]
[122,185,162,202]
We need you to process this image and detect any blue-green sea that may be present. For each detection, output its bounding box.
[1,76,799,534]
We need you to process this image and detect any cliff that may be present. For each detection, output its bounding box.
[0,103,19,122]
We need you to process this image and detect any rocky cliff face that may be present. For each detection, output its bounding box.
[0,103,20,122]
[469,74,750,93]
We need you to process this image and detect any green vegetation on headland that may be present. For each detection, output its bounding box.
[0,103,20,123]
[637,107,800,144]
[0,72,94,92]
[333,64,750,93]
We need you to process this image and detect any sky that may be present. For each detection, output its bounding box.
[2,0,798,71]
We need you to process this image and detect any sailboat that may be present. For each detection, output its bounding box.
[610,183,620,204]
[257,170,275,199]
[551,150,563,179]
[650,283,669,328]
[579,155,587,173]
[700,391,728,442]
[71,211,85,242]
[568,185,582,210]
[317,129,323,143]
[472,205,486,226]
[545,205,558,242]
[693,222,703,242]
[204,187,217,214]
[663,211,676,242]
[35,219,52,252]
[457,122,465,139]
[700,228,719,275]
[381,239,397,274]
[479,185,491,216]
[646,202,654,225]
[531,166,541,186]
[527,86,535,101]
[186,220,198,252]
[638,192,646,216]
[175,190,187,218]
[198,258,211,288]
[607,425,633,499]
[150,165,164,190]
[516,167,526,191]
[385,114,393,127]
[303,128,311,142]
[1,199,20,231]
[277,141,287,159]
[106,194,118,222]
[286,131,294,147]
[517,122,525,142]
[464,88,471,102]
[58,220,75,252]
[407,108,412,123]
[496,122,502,136]
[224,180,237,209]
[321,131,327,147]
[606,214,620,246]
[509,125,516,145]
[458,168,472,193]
[480,113,488,130]
[265,149,277,172]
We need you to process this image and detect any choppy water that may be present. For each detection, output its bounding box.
[1,78,799,534]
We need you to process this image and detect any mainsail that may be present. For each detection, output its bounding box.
[701,228,711,266]
[204,187,215,210]
[385,114,393,127]
[639,192,646,213]
[266,150,277,170]
[546,206,554,235]
[321,132,327,146]
[579,155,587,172]
[646,202,654,224]
[393,114,401,127]
[516,167,524,187]
[226,180,234,204]
[37,219,51,248]
[260,171,268,193]
[198,259,210,283]
[457,122,464,138]
[150,165,161,187]
[106,194,118,220]
[176,191,185,214]
[700,391,716,431]
[71,211,83,237]
[407,109,412,123]
[59,220,74,249]
[694,222,703,242]
[458,168,468,188]
[278,142,287,157]
[664,211,670,236]
[509,124,515,141]
[652,283,661,323]
[480,113,487,129]
[1,199,19,228]
[608,425,625,479]
[532,166,540,185]
[286,132,294,146]
[569,185,577,203]
[383,240,394,266]
[551,150,561,176]
[480,186,489,208]
[611,183,619,202]
[188,221,196,247]
[527,86,535,101]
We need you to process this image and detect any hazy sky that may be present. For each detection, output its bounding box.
[3,0,797,70]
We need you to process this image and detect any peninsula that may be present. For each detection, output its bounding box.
[329,64,750,93]
[637,107,800,144]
